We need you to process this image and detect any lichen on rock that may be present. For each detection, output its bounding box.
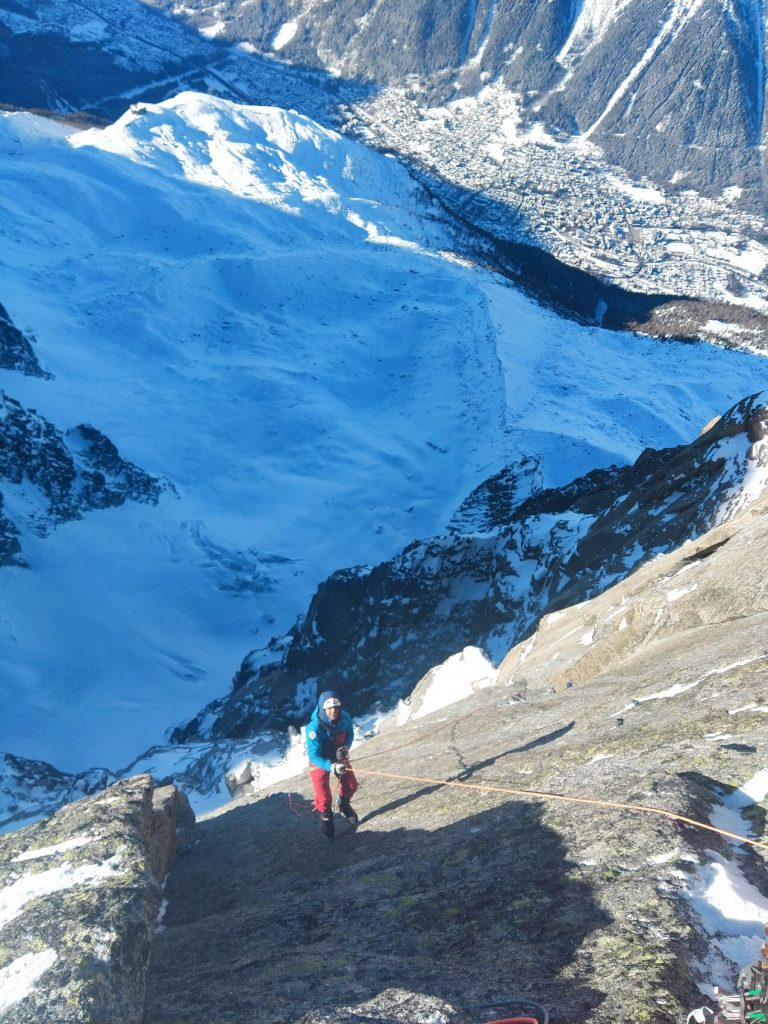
[0,775,194,1024]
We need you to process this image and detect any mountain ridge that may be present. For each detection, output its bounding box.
[4,1,768,343]
[0,16,766,1024]
[172,391,768,749]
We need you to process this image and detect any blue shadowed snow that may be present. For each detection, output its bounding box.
[1,93,768,775]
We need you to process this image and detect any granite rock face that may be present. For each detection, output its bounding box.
[142,491,768,1024]
[0,775,193,1024]
[496,489,768,699]
[174,392,768,744]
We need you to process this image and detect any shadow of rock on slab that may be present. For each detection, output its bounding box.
[0,775,192,1024]
[143,792,607,1024]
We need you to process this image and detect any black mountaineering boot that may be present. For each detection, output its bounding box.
[337,797,359,826]
[320,812,334,839]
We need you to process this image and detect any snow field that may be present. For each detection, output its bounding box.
[1,93,768,777]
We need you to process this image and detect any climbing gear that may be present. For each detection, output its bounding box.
[337,796,358,826]
[287,793,317,818]
[331,762,346,777]
[689,925,768,1023]
[460,996,549,1024]
[719,956,768,1023]
[320,812,334,839]
[335,745,349,762]
[482,1018,540,1024]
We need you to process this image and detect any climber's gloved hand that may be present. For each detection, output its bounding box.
[336,746,349,762]
[330,762,346,777]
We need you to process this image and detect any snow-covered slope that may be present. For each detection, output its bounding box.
[4,0,768,337]
[0,92,508,770]
[2,91,768,810]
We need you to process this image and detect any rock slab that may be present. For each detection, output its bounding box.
[0,774,194,1024]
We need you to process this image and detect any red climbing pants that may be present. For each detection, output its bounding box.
[309,766,358,815]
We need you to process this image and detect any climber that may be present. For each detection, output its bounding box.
[306,690,359,838]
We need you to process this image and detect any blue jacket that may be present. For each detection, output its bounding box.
[306,691,354,771]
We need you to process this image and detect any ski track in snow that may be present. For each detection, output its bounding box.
[2,93,768,785]
[466,0,498,68]
[459,0,478,66]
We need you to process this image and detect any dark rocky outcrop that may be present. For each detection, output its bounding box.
[0,775,194,1024]
[0,304,50,378]
[0,492,23,568]
[174,392,768,744]
[0,391,170,562]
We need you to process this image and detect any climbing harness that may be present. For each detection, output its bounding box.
[482,1018,539,1024]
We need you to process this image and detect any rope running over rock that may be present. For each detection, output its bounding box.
[352,766,768,850]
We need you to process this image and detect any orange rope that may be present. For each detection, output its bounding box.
[287,792,316,817]
[352,765,768,851]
